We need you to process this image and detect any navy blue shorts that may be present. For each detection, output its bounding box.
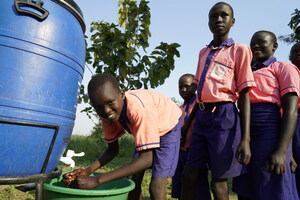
[133,119,181,178]
[186,102,246,179]
[171,150,211,199]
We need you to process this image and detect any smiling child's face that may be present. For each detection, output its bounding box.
[250,32,277,63]
[290,42,300,69]
[90,82,124,122]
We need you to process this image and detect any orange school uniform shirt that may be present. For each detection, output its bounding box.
[249,59,300,107]
[101,90,182,151]
[194,40,256,103]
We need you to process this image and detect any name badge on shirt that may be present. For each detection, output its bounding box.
[211,63,227,80]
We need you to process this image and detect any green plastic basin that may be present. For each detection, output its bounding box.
[43,172,135,200]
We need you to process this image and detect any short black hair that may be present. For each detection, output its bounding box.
[254,30,277,43]
[290,41,300,56]
[210,2,234,17]
[179,73,194,81]
[88,73,120,98]
[178,74,196,87]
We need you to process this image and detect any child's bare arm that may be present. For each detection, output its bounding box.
[235,87,251,165]
[73,148,153,189]
[92,140,120,171]
[62,140,119,186]
[269,92,298,174]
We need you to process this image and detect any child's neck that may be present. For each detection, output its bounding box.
[257,55,274,64]
[213,35,229,47]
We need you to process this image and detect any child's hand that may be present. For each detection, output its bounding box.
[235,140,251,165]
[72,175,100,189]
[62,169,89,186]
[269,151,286,174]
[290,156,297,173]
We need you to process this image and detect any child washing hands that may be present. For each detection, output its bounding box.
[62,73,182,200]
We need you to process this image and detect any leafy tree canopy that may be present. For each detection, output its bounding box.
[78,0,181,118]
[279,9,300,44]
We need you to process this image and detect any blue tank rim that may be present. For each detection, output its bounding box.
[51,0,86,33]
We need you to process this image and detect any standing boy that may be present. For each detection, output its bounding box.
[62,73,182,200]
[171,74,211,200]
[181,2,256,200]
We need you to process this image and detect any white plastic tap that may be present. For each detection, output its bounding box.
[60,150,85,168]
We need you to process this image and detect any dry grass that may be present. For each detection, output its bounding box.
[0,135,238,200]
[0,168,238,200]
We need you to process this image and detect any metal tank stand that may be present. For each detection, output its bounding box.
[0,119,62,200]
[0,167,62,200]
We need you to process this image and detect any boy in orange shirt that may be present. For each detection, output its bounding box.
[181,2,256,200]
[62,73,182,200]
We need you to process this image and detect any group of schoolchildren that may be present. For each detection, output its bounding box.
[62,2,300,200]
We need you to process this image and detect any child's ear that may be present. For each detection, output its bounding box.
[231,17,235,26]
[120,90,125,100]
[273,42,278,52]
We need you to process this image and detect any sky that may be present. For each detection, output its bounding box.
[72,0,299,135]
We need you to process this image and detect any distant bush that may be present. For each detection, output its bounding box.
[89,122,105,144]
[89,122,135,158]
[64,123,135,169]
[64,135,104,166]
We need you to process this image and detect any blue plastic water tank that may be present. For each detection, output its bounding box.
[0,0,86,176]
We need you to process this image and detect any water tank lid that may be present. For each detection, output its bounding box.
[52,0,86,33]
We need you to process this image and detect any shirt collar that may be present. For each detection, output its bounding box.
[118,98,132,133]
[252,57,277,71]
[207,38,235,49]
[119,99,128,123]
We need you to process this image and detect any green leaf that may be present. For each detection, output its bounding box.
[81,0,181,117]
[151,50,161,55]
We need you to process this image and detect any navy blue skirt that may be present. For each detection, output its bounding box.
[233,103,299,200]
[293,109,300,193]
